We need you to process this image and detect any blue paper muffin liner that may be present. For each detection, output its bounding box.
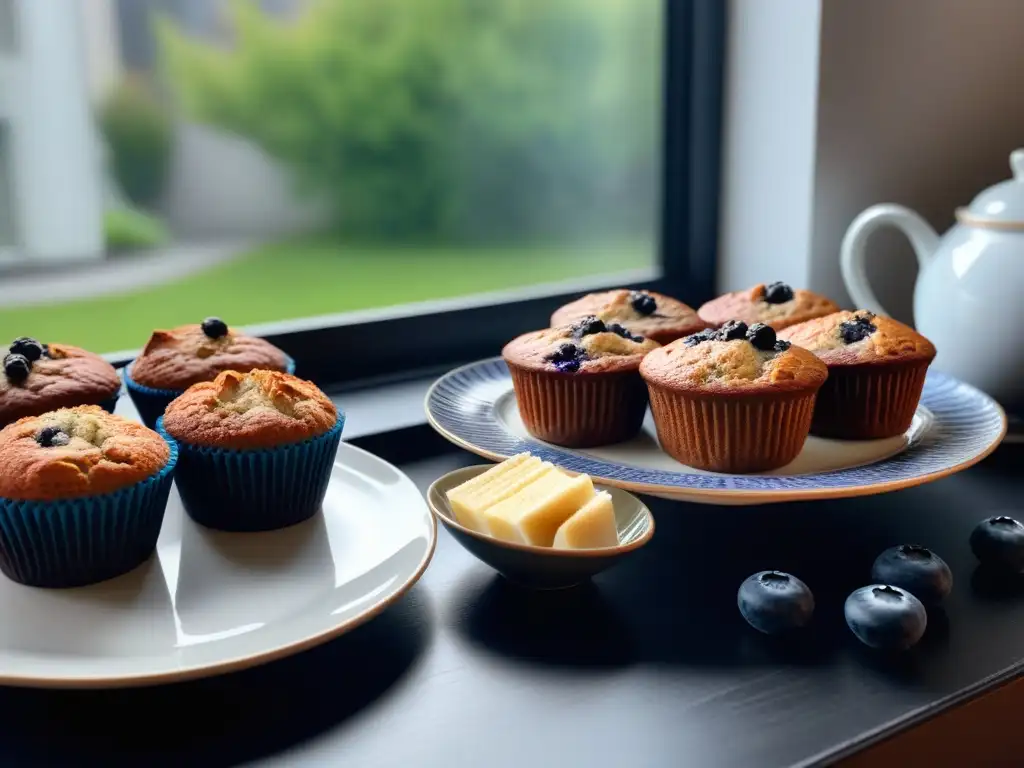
[124,356,295,428]
[158,415,343,532]
[98,393,120,414]
[0,438,178,588]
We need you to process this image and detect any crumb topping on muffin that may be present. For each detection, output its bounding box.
[0,406,170,500]
[162,369,337,450]
[550,289,707,343]
[640,321,827,393]
[698,282,840,331]
[130,319,289,390]
[502,318,660,374]
[778,311,936,365]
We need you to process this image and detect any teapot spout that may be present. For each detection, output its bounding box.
[840,204,940,316]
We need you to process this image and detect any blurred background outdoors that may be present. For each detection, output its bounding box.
[0,0,661,353]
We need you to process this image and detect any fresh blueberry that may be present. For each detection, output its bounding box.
[10,337,44,362]
[745,322,777,351]
[629,291,657,316]
[737,571,815,634]
[3,353,31,383]
[545,342,586,373]
[683,328,719,347]
[605,322,643,343]
[773,339,792,352]
[838,312,877,344]
[845,585,927,650]
[35,426,70,448]
[571,315,606,338]
[970,516,1024,573]
[201,317,229,339]
[719,320,748,341]
[763,281,794,304]
[871,544,953,604]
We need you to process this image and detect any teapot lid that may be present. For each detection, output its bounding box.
[957,149,1024,229]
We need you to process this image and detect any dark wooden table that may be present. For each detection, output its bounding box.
[0,426,1020,767]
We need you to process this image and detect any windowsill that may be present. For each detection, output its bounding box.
[330,375,436,441]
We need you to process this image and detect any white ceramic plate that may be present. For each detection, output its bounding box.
[0,443,436,688]
[425,359,1007,505]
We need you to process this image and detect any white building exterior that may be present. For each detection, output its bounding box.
[0,0,106,262]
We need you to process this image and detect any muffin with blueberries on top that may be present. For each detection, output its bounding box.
[697,281,839,331]
[640,320,828,473]
[0,336,121,428]
[159,369,342,532]
[502,316,660,448]
[0,405,176,587]
[550,289,707,345]
[779,310,936,439]
[125,317,293,428]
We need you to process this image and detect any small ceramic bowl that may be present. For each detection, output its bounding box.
[427,464,655,590]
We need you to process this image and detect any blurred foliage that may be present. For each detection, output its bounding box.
[104,207,170,252]
[98,76,174,208]
[157,0,659,242]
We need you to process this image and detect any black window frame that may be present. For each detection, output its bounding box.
[106,0,726,393]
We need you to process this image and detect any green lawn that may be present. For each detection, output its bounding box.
[0,239,651,353]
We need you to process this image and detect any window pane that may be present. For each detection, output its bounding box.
[1,0,661,354]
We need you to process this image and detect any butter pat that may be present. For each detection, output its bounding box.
[447,454,550,532]
[553,491,619,550]
[484,473,595,547]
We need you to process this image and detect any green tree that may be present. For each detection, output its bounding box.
[159,0,658,242]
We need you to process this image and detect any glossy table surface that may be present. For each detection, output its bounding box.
[0,426,1022,767]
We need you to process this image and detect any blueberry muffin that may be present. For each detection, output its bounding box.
[0,337,121,428]
[160,369,343,531]
[0,405,176,587]
[125,317,293,427]
[698,282,839,331]
[779,311,936,439]
[502,316,660,448]
[550,289,707,345]
[640,321,828,472]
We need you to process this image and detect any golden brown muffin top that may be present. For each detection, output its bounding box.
[698,282,839,331]
[640,321,828,395]
[162,369,337,450]
[0,341,121,428]
[502,320,660,375]
[778,311,937,367]
[550,290,707,344]
[0,405,170,501]
[130,319,288,390]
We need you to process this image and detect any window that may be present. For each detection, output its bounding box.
[0,124,14,248]
[0,0,723,388]
[0,0,16,54]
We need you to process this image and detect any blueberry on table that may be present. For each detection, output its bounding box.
[845,585,927,650]
[201,317,229,339]
[719,320,748,341]
[737,571,815,634]
[35,426,70,448]
[762,281,794,304]
[871,544,953,604]
[629,291,657,316]
[970,516,1024,573]
[9,337,44,362]
[745,322,777,351]
[3,353,31,383]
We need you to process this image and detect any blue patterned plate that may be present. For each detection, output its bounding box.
[425,358,1007,505]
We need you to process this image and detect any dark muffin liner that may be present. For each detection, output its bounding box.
[507,364,649,448]
[99,393,120,414]
[810,361,930,440]
[0,440,177,588]
[124,356,296,428]
[157,416,344,532]
[646,385,817,473]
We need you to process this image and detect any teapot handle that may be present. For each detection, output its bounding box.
[840,204,941,316]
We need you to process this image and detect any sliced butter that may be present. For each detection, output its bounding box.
[447,453,532,499]
[553,491,619,550]
[484,472,595,547]
[450,463,557,533]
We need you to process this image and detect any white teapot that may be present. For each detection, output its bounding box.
[841,149,1024,408]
